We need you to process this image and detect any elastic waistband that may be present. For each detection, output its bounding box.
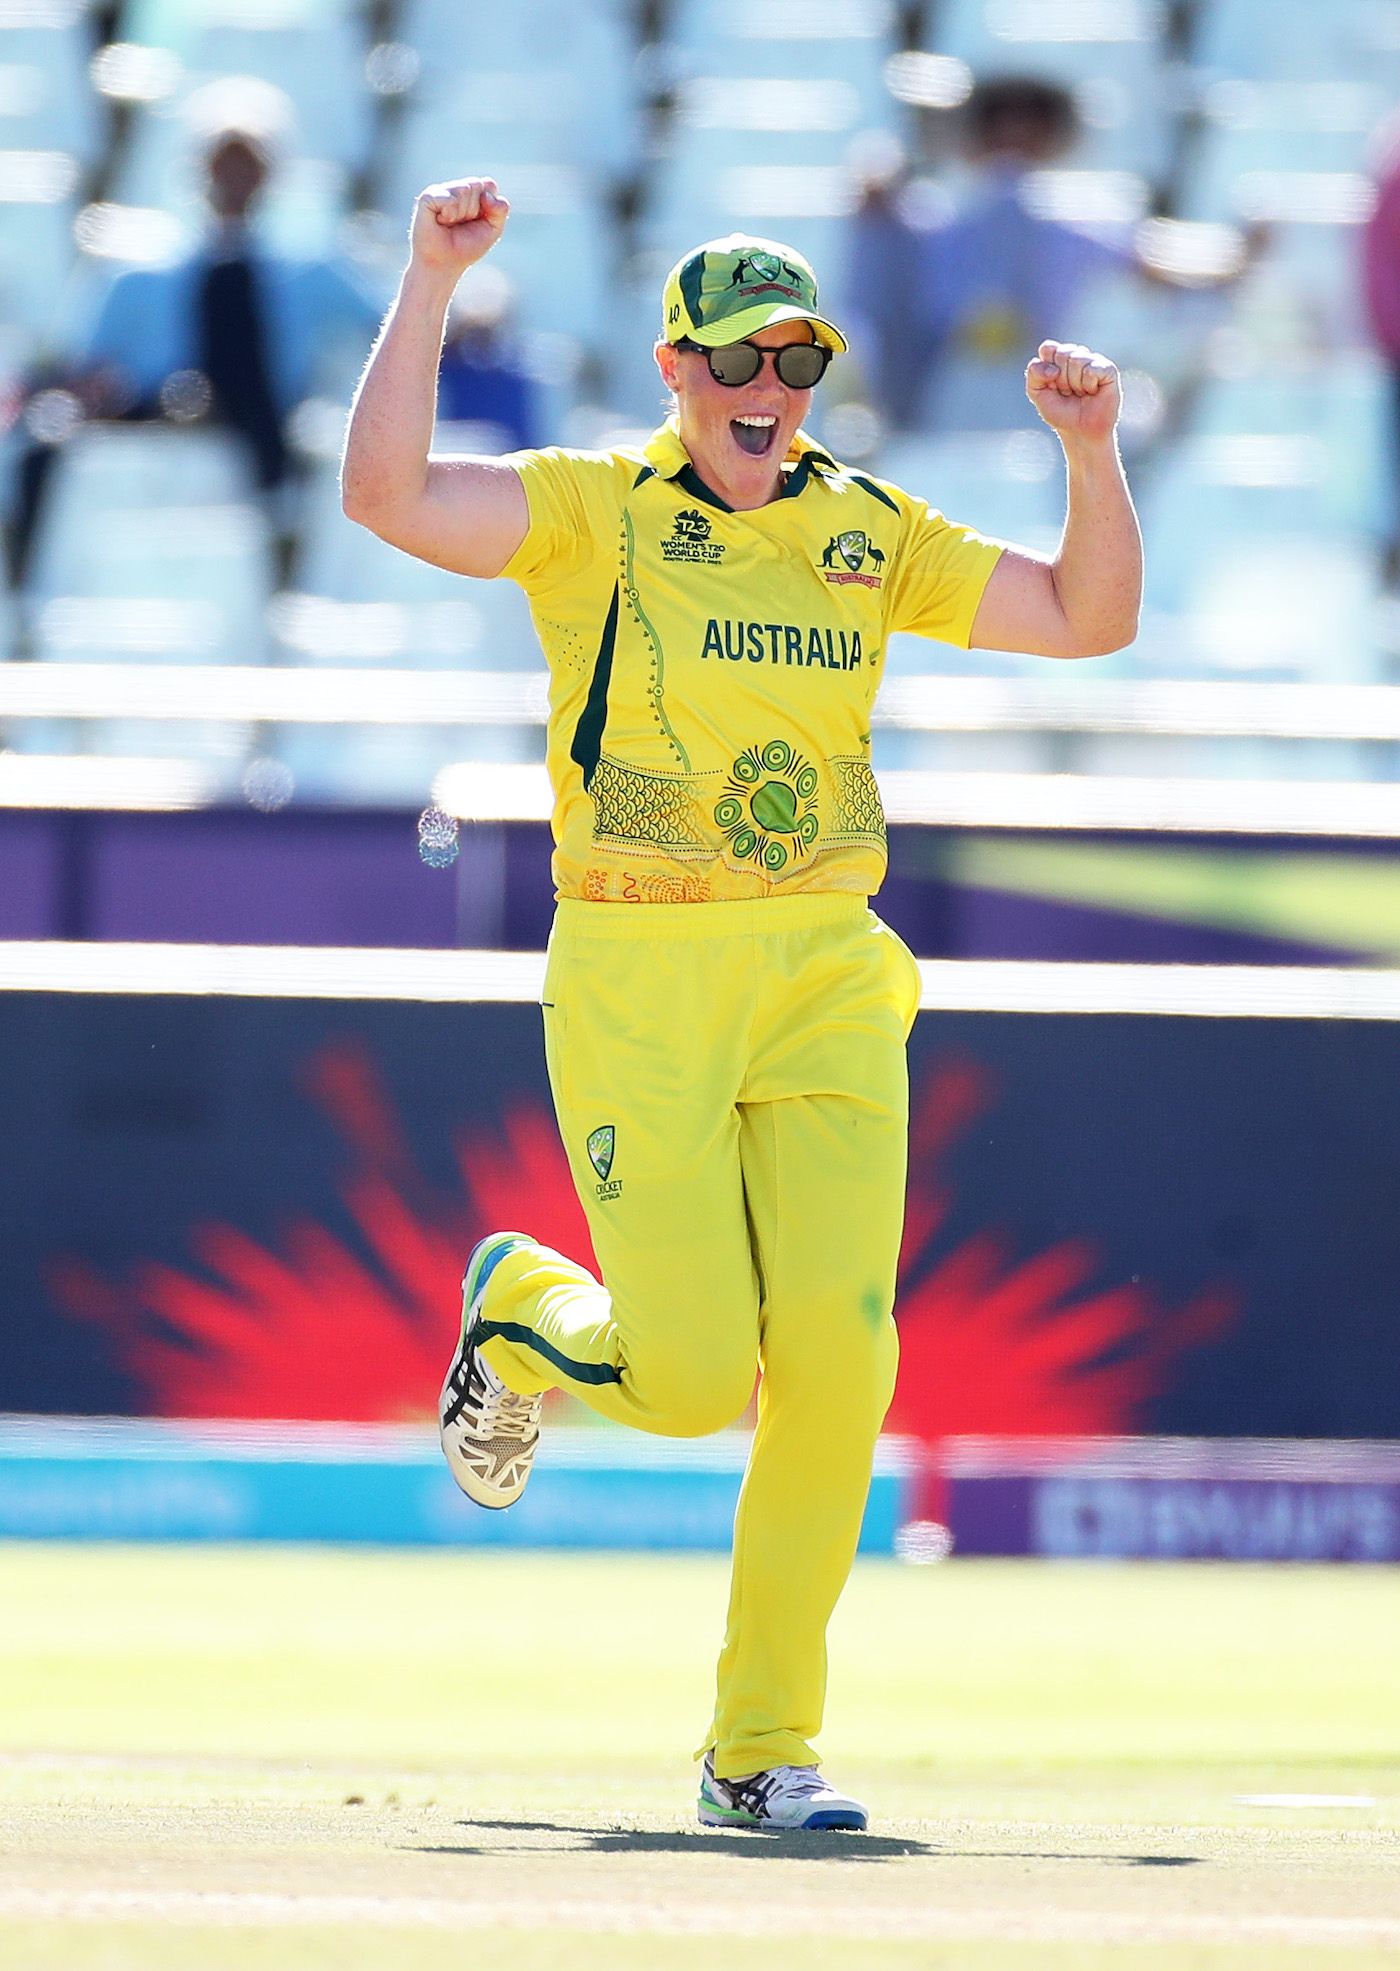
[552,892,868,942]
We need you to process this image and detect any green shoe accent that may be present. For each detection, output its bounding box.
[698,1783,760,1827]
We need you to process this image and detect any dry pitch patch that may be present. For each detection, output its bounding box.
[3,1756,1397,1971]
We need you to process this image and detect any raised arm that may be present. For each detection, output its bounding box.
[341,176,529,578]
[969,339,1143,659]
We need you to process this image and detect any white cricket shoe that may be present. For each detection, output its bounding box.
[438,1232,542,1510]
[698,1753,868,1832]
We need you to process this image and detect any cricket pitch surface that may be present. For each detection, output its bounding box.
[1,1544,1396,1970]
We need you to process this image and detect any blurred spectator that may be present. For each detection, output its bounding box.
[846,76,1258,434]
[5,89,382,595]
[436,265,540,454]
[1363,120,1400,586]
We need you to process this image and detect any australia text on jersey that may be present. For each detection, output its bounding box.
[700,620,870,670]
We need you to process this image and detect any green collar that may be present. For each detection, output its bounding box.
[639,418,840,510]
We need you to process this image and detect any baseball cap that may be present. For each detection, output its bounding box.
[661,234,848,354]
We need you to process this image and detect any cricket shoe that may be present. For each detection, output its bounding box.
[439,1232,542,1510]
[697,1753,868,1832]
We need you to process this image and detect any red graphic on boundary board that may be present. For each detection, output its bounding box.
[889,1056,1237,1440]
[49,1041,1237,1430]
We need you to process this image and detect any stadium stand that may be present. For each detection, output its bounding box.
[932,0,1176,182]
[396,0,639,181]
[637,0,897,317]
[0,6,103,171]
[0,146,81,352]
[120,0,373,161]
[0,0,1395,800]
[879,429,1063,681]
[291,452,543,674]
[26,422,272,667]
[1188,0,1400,89]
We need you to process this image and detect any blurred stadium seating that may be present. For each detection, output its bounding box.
[1,0,1397,805]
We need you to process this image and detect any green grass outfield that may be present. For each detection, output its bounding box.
[1,1544,1397,1970]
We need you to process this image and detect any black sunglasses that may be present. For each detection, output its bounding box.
[676,337,832,390]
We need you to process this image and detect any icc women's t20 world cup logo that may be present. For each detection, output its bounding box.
[714,739,820,874]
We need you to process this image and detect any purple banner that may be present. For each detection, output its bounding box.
[0,807,1386,962]
[940,1440,1400,1561]
[950,1474,1400,1561]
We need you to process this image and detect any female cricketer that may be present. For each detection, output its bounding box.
[342,176,1141,1833]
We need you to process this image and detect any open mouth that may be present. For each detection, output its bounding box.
[730,414,778,459]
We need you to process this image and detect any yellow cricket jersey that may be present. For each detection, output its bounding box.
[500,418,1004,904]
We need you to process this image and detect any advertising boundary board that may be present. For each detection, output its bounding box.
[2,1421,1396,1562]
[3,973,1398,1449]
[7,806,1400,967]
[927,1438,1400,1563]
[0,1418,909,1553]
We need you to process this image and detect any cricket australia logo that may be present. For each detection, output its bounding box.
[820,531,885,588]
[714,738,819,876]
[662,507,725,565]
[731,251,804,300]
[586,1124,621,1199]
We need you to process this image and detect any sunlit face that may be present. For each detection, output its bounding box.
[655,320,819,509]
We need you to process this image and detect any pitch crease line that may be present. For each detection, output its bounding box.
[2,1888,1397,1944]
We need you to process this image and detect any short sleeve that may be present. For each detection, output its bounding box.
[498,446,618,597]
[884,492,1005,649]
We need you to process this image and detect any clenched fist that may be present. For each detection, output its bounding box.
[1026,340,1121,443]
[410,176,509,278]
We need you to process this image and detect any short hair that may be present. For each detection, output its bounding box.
[963,75,1080,154]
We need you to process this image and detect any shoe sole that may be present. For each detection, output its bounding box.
[438,1232,531,1512]
[697,1796,867,1833]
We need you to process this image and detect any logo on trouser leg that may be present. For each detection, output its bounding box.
[586,1125,621,1199]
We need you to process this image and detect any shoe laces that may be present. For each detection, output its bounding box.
[470,1357,541,1442]
[710,1758,830,1809]
[761,1765,830,1801]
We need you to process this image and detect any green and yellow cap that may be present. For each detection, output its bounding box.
[661,234,848,354]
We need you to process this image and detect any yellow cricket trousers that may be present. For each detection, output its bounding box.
[476,890,921,1780]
